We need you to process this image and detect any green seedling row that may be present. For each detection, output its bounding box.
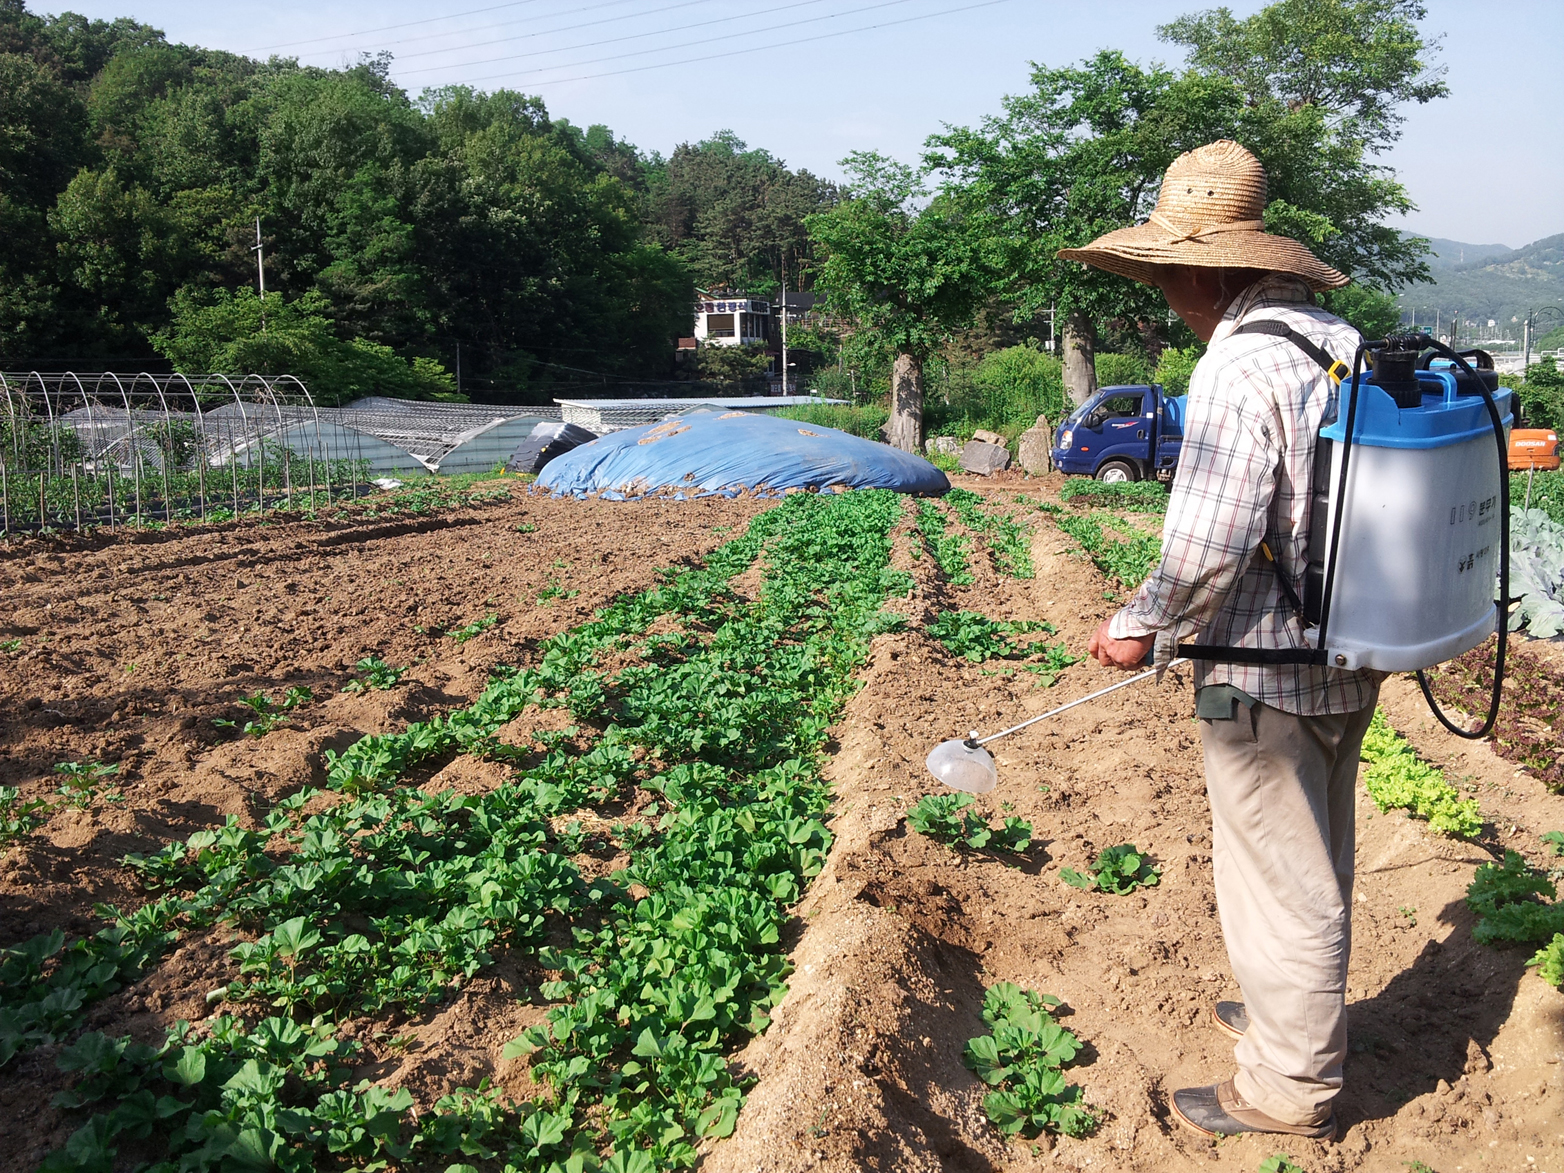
[945,488,1035,579]
[1053,512,1161,590]
[19,489,916,1173]
[962,983,1096,1138]
[1057,479,1168,514]
[1360,711,1482,838]
[915,499,972,585]
[924,609,1079,686]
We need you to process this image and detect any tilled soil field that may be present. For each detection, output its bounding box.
[1,475,1561,1173]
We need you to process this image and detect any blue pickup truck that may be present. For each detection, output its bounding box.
[1051,383,1188,483]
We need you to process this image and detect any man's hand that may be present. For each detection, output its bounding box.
[1088,620,1154,670]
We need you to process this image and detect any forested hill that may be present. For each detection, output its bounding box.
[1396,233,1564,331]
[0,2,834,401]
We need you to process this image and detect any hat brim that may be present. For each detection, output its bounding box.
[1058,222,1348,293]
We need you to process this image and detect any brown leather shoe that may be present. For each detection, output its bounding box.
[1212,1000,1249,1040]
[1171,1079,1335,1140]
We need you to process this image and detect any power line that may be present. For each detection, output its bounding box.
[455,0,1014,88]
[291,0,702,61]
[390,0,829,70]
[397,0,914,78]
[256,0,550,51]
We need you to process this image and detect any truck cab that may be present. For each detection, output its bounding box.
[1052,383,1187,482]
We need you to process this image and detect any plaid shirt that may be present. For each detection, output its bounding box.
[1106,274,1382,716]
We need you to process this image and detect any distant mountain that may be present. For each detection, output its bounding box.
[1422,237,1516,270]
[1396,233,1564,339]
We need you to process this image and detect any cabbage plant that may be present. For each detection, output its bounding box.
[1510,508,1564,638]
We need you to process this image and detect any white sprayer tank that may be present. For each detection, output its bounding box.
[1309,366,1509,673]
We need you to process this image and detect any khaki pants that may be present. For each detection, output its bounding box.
[1198,695,1378,1126]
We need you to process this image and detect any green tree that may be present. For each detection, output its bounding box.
[807,152,1004,451]
[645,130,836,295]
[150,287,459,405]
[929,0,1444,406]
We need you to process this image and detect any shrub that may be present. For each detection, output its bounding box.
[1152,344,1203,396]
[772,403,889,439]
[1094,352,1150,387]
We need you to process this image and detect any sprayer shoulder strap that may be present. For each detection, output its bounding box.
[1231,320,1352,385]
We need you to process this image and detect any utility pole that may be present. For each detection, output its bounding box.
[779,254,789,396]
[455,342,462,398]
[252,216,266,331]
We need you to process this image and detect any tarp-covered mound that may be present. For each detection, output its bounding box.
[536,409,951,499]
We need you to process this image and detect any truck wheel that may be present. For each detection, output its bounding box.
[1095,459,1140,484]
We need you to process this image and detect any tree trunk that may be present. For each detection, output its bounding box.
[886,351,924,453]
[1062,311,1097,409]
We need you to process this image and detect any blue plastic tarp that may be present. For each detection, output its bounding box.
[535,410,951,499]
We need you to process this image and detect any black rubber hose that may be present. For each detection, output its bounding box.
[1406,336,1510,739]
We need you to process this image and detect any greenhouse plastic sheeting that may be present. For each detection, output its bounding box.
[536,410,950,499]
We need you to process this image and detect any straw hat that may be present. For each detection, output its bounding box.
[1057,140,1348,292]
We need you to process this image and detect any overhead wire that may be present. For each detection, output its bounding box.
[390,0,832,69]
[396,0,917,78]
[453,0,1015,87]
[288,0,713,62]
[256,0,549,51]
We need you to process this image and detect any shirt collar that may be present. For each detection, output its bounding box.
[1209,273,1314,345]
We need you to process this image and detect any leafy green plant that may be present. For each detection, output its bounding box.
[53,761,121,809]
[962,983,1096,1138]
[214,687,314,738]
[1543,830,1564,856]
[1359,710,1482,838]
[536,580,579,605]
[1529,933,1564,989]
[449,614,500,642]
[925,610,1054,661]
[1060,844,1160,894]
[0,787,50,845]
[1466,850,1564,945]
[1258,1156,1306,1173]
[907,793,1031,853]
[1057,478,1169,513]
[342,656,406,693]
[0,638,22,652]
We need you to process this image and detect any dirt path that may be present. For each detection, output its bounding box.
[708,477,1564,1173]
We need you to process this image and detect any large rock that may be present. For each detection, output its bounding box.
[1017,414,1054,476]
[927,435,961,457]
[971,428,1005,446]
[959,439,1011,475]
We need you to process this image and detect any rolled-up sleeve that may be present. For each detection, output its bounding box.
[1106,361,1279,640]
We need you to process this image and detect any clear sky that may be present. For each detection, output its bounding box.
[45,0,1564,248]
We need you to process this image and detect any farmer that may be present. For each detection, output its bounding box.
[1068,139,1379,1140]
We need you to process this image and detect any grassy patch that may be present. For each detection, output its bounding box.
[1360,710,1482,838]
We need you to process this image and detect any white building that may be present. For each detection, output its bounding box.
[693,293,772,347]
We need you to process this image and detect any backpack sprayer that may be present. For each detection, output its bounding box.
[928,333,1513,793]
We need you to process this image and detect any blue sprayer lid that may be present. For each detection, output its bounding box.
[1319,365,1512,450]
